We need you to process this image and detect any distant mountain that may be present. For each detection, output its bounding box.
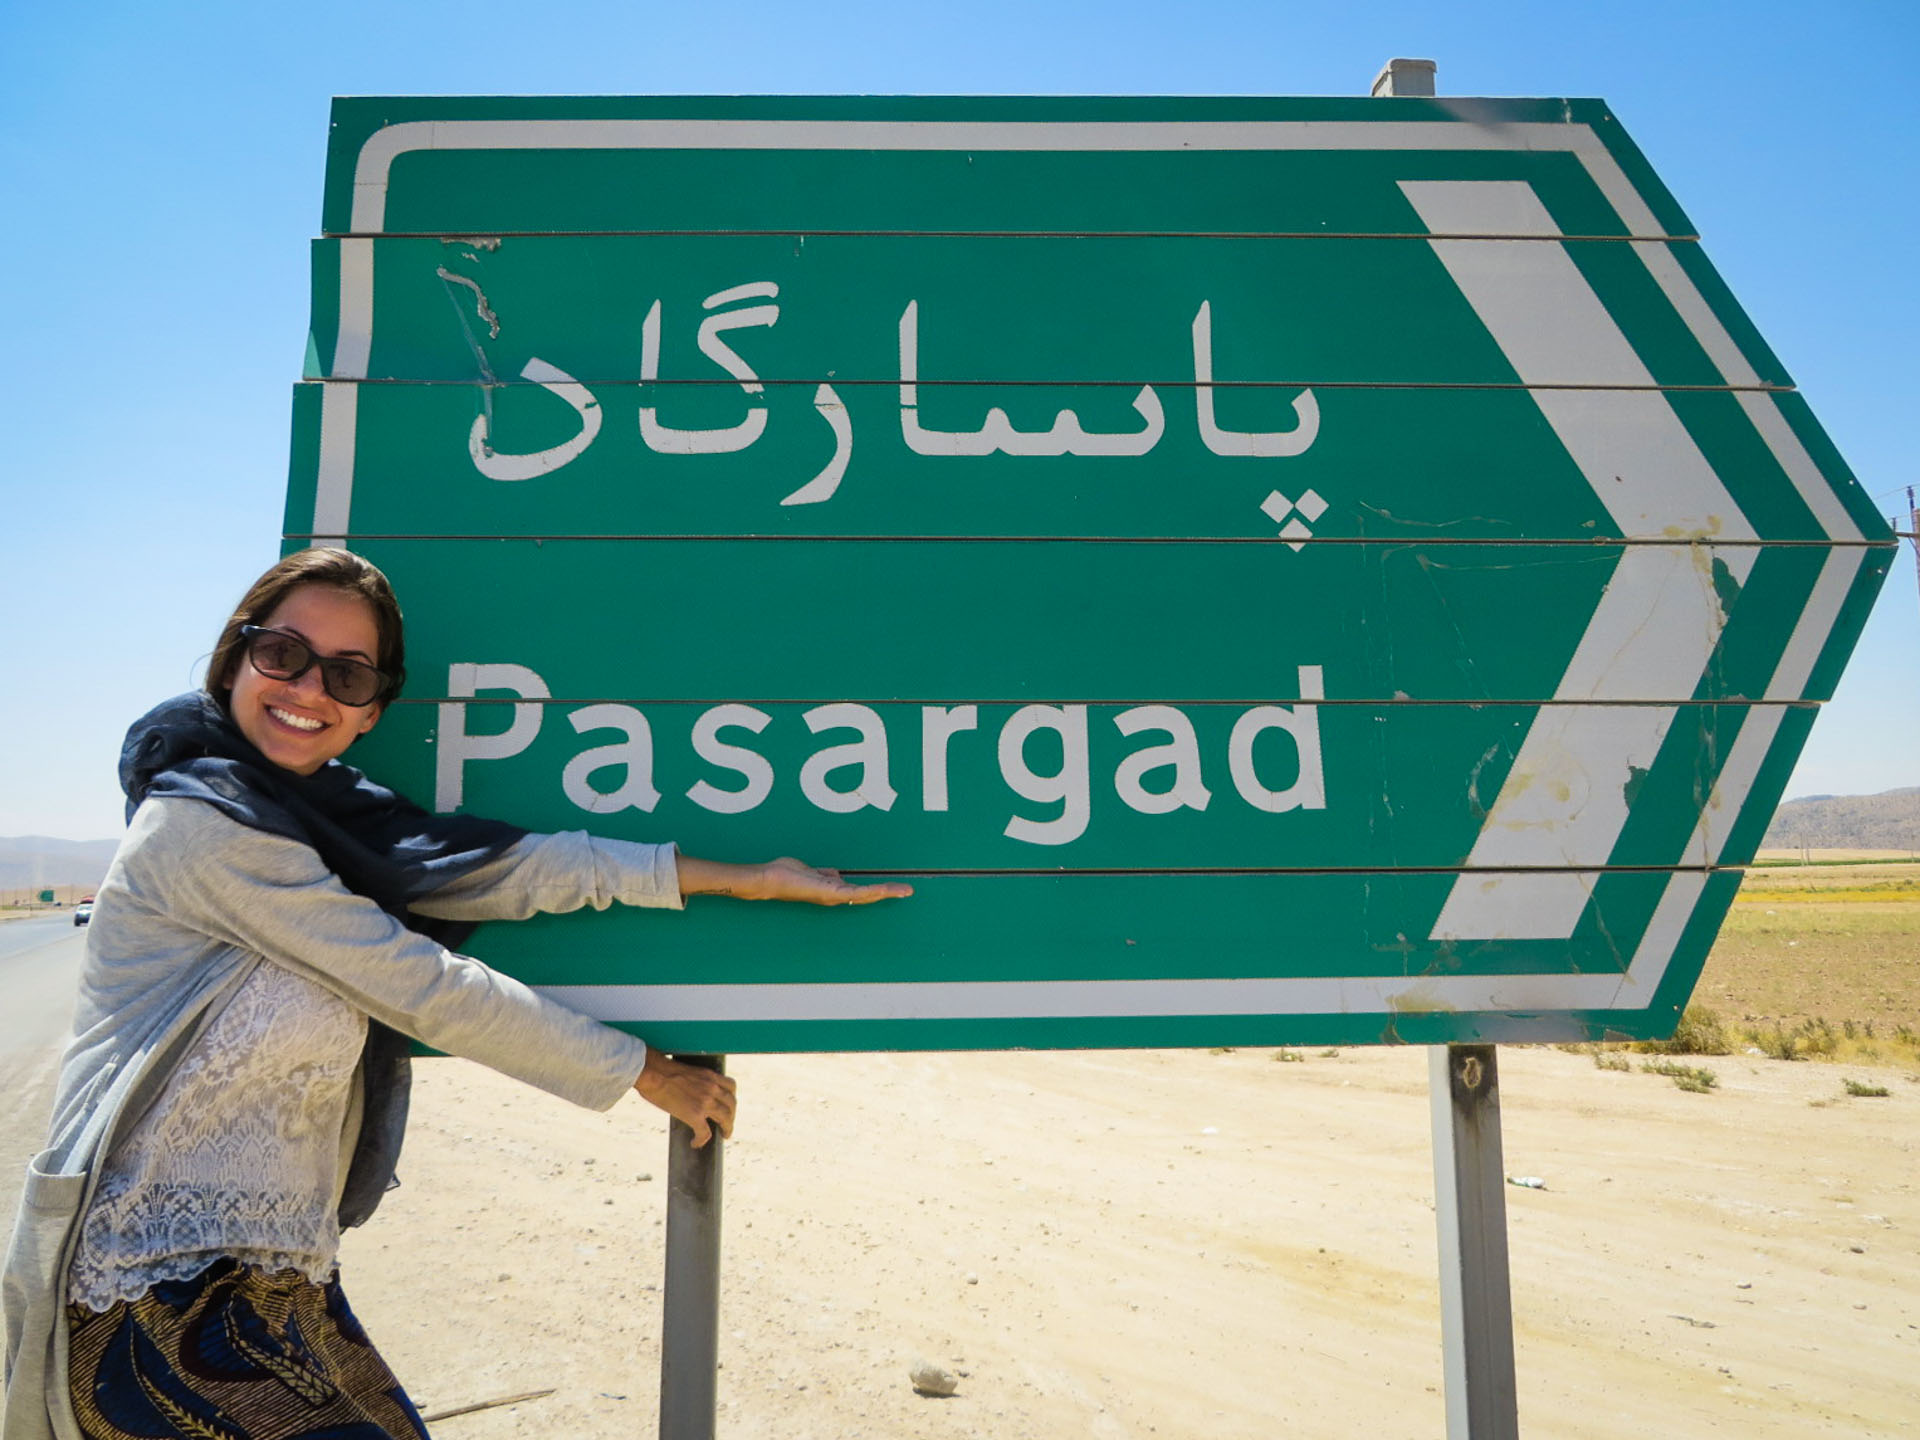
[1762,788,1920,852]
[0,836,122,894]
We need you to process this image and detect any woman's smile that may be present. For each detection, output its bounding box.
[265,705,326,733]
[266,706,322,733]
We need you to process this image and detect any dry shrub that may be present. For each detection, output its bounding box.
[1735,1015,1907,1063]
[1635,1005,1733,1056]
[1750,1026,1803,1061]
[1642,1059,1719,1093]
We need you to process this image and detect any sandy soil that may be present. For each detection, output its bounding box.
[5,1029,1914,1437]
[277,1044,1920,1440]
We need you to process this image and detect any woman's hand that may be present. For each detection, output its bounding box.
[677,855,913,905]
[752,856,914,905]
[634,1050,737,1148]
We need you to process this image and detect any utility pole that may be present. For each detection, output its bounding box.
[1907,486,1918,613]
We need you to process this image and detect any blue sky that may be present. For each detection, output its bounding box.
[1,0,1914,841]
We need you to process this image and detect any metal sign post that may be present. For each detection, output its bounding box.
[659,1054,726,1440]
[1431,1045,1519,1439]
[1387,61,1516,1439]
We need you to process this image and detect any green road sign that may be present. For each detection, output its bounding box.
[292,95,1893,1051]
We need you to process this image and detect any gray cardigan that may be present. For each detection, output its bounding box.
[2,796,680,1440]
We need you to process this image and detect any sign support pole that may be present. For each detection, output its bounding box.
[1429,1044,1520,1439]
[659,1053,726,1440]
[1384,50,1520,1434]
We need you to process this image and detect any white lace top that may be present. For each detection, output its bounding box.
[68,962,366,1309]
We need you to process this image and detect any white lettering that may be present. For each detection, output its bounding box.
[799,704,897,814]
[687,704,775,814]
[999,704,1090,846]
[899,300,1167,458]
[433,665,1334,834]
[561,704,661,814]
[1113,705,1212,814]
[434,663,549,812]
[639,286,778,455]
[1228,666,1326,813]
[467,359,603,481]
[920,705,979,811]
[1192,302,1320,458]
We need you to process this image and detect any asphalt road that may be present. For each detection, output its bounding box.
[0,912,84,1057]
[0,912,84,1215]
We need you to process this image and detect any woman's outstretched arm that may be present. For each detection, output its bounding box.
[414,839,910,921]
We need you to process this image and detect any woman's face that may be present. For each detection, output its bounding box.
[227,584,385,775]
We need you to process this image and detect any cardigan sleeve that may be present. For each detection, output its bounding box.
[147,798,650,1110]
[409,831,682,922]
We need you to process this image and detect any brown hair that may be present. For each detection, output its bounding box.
[206,548,407,706]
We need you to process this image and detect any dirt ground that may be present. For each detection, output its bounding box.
[305,1041,1918,1440]
[1754,849,1919,864]
[1697,866,1920,1030]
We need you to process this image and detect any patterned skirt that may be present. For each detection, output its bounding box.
[66,1259,429,1440]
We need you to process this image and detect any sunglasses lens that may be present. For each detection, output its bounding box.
[250,631,309,677]
[324,662,382,707]
[246,627,384,706]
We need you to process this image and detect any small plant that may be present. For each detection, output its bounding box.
[1593,1051,1631,1072]
[1272,1048,1305,1063]
[1750,1027,1802,1062]
[1643,1059,1718,1093]
[1843,1078,1890,1098]
[1637,1005,1733,1056]
[1317,1048,1340,1058]
[1208,1046,1236,1056]
[1802,1018,1839,1058]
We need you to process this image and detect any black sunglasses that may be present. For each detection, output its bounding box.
[240,625,391,707]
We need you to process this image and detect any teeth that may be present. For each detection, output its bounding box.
[269,707,324,732]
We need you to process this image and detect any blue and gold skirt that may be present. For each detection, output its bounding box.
[67,1259,428,1440]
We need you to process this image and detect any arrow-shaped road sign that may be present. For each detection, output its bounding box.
[292,96,1893,1050]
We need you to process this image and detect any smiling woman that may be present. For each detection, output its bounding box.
[0,548,911,1440]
